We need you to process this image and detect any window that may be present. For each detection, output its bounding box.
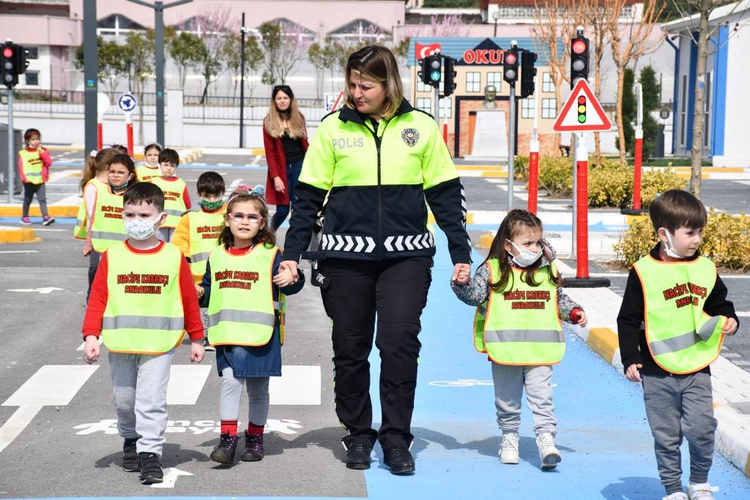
[466,72,481,93]
[24,72,39,86]
[542,72,554,93]
[487,72,502,93]
[439,97,452,119]
[417,79,431,93]
[25,47,38,60]
[541,98,557,119]
[416,97,432,115]
[521,98,535,119]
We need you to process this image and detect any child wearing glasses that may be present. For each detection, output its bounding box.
[197,187,305,466]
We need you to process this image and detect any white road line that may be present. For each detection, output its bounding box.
[167,365,212,405]
[0,250,39,254]
[0,365,99,454]
[736,311,750,317]
[251,155,261,166]
[228,179,243,192]
[270,365,321,405]
[52,194,83,206]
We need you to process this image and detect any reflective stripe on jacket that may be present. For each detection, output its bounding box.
[91,186,126,253]
[19,149,43,184]
[101,242,186,354]
[150,176,188,228]
[475,260,564,365]
[634,255,725,374]
[186,209,225,282]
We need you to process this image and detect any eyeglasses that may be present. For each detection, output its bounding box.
[229,213,262,223]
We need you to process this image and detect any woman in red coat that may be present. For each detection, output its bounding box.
[263,85,309,231]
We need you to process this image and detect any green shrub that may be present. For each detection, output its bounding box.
[615,209,750,270]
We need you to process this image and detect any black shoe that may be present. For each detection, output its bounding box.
[345,443,372,470]
[383,446,415,475]
[203,338,215,351]
[139,452,163,484]
[241,431,264,462]
[122,438,140,472]
[210,433,240,464]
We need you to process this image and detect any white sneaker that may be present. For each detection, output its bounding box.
[535,432,561,470]
[687,483,718,500]
[663,493,688,500]
[498,433,519,464]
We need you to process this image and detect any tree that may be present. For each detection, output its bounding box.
[183,4,235,103]
[74,37,129,95]
[308,42,328,99]
[605,0,664,164]
[639,65,661,160]
[123,30,155,145]
[166,30,204,89]
[223,33,264,98]
[259,21,312,86]
[616,67,636,156]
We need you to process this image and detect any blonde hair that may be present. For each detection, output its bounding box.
[264,85,307,139]
[344,45,403,120]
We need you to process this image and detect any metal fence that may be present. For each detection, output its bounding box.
[0,89,328,122]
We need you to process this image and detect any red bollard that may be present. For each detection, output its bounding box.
[97,123,103,151]
[528,145,539,214]
[126,122,134,157]
[633,130,643,210]
[575,144,589,279]
[443,122,448,146]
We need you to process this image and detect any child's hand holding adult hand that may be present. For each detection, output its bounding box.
[83,335,100,364]
[451,263,471,285]
[273,267,294,287]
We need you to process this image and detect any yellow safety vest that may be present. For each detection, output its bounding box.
[136,164,161,182]
[206,244,284,347]
[475,260,564,366]
[74,178,108,240]
[18,149,43,185]
[186,208,225,282]
[150,176,188,228]
[90,186,127,253]
[101,242,186,354]
[634,255,726,374]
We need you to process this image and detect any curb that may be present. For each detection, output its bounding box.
[0,226,38,244]
[0,205,79,218]
[179,148,203,164]
[554,260,750,480]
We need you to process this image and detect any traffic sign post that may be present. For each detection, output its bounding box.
[623,83,646,215]
[553,78,611,288]
[118,93,138,156]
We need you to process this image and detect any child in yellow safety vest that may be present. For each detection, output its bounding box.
[135,143,162,182]
[82,182,204,485]
[18,128,54,226]
[617,190,738,500]
[197,187,304,466]
[172,171,226,350]
[149,148,191,242]
[451,209,587,471]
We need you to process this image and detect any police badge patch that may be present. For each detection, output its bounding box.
[401,128,419,147]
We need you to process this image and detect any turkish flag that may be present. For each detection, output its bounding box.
[415,42,442,61]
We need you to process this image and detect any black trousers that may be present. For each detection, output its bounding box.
[22,182,48,218]
[319,256,432,450]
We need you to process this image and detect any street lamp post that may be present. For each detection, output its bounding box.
[493,11,500,37]
[127,0,193,147]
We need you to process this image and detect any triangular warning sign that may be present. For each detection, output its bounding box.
[553,79,612,132]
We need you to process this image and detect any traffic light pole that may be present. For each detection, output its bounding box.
[434,85,440,126]
[507,83,516,211]
[6,91,13,203]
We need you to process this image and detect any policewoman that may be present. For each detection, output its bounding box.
[279,45,472,475]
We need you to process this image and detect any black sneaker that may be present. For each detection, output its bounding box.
[344,443,372,470]
[122,438,139,472]
[210,433,239,464]
[383,446,415,475]
[139,452,163,484]
[203,338,215,351]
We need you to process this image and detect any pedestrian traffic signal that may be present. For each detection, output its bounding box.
[570,31,589,89]
[418,54,442,88]
[443,55,457,97]
[520,50,537,98]
[503,47,519,85]
[577,95,587,123]
[1,41,28,89]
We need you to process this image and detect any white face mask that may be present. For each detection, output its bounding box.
[123,214,163,240]
[664,231,686,259]
[508,241,543,268]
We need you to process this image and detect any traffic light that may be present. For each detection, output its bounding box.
[570,31,589,88]
[443,55,457,97]
[418,53,442,88]
[577,95,587,123]
[1,41,28,89]
[520,50,537,98]
[503,46,519,85]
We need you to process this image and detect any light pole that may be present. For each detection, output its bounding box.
[492,11,500,37]
[127,0,193,147]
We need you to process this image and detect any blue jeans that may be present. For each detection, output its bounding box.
[271,158,303,230]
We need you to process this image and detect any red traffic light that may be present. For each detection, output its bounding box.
[572,39,587,55]
[2,47,13,58]
[504,52,517,65]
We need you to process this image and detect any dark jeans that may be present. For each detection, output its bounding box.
[271,158,303,231]
[22,182,48,218]
[319,256,433,450]
[86,251,100,302]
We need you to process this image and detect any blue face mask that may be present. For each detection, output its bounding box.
[110,179,130,191]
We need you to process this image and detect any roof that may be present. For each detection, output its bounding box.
[661,0,750,32]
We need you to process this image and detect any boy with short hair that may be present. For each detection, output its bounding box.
[82,182,205,485]
[172,171,226,350]
[149,148,191,241]
[617,189,739,500]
